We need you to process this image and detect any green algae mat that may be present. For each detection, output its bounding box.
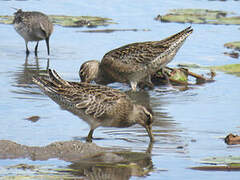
[191,156,240,171]
[0,15,116,27]
[210,64,240,76]
[178,63,240,76]
[155,9,240,25]
[224,41,240,51]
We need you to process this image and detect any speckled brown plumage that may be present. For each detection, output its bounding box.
[33,69,154,142]
[13,9,53,55]
[80,27,193,91]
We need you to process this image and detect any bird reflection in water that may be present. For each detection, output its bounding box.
[12,55,49,97]
[125,90,151,111]
[68,142,153,180]
[0,140,154,179]
[69,150,153,179]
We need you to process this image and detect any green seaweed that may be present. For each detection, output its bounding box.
[190,156,240,171]
[209,64,240,76]
[201,156,240,165]
[156,68,188,83]
[0,15,116,27]
[170,69,188,82]
[0,15,13,24]
[169,9,228,17]
[177,63,202,68]
[177,63,240,76]
[49,15,116,27]
[156,9,240,25]
[79,28,151,33]
[224,41,240,51]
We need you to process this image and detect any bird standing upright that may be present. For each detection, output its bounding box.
[32,69,154,142]
[13,9,53,56]
[80,27,193,91]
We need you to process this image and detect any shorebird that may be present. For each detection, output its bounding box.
[32,69,154,142]
[80,27,193,91]
[13,9,53,56]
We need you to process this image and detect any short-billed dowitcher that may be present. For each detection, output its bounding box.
[32,69,154,142]
[13,9,53,56]
[80,27,193,91]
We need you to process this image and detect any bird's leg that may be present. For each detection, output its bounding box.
[45,37,50,55]
[146,141,153,154]
[86,129,94,142]
[147,75,154,88]
[144,75,154,89]
[130,81,137,91]
[25,41,30,55]
[34,41,39,56]
[46,58,50,70]
[139,76,154,90]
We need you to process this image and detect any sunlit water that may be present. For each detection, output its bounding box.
[1,0,240,179]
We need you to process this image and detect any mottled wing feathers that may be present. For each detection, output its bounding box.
[101,42,166,73]
[33,69,128,118]
[101,27,193,73]
[103,42,165,64]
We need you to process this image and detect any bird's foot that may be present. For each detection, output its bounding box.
[86,137,93,143]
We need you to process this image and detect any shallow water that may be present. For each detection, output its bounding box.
[1,0,240,179]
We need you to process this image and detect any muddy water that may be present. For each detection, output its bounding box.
[1,0,240,179]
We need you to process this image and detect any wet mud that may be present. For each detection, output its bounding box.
[0,140,153,178]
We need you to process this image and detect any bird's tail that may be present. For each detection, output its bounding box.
[165,26,193,57]
[150,27,193,69]
[32,69,70,94]
[160,26,193,46]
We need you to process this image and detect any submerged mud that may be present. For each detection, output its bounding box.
[0,140,153,178]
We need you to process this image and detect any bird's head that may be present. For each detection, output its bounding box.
[132,104,154,142]
[13,9,23,23]
[79,60,100,83]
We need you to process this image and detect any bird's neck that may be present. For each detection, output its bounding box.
[128,105,142,125]
[95,68,114,85]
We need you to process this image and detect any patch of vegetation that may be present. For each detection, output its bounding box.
[155,9,240,25]
[210,64,240,76]
[177,63,240,76]
[79,28,151,33]
[190,156,240,171]
[201,156,240,165]
[0,15,116,27]
[49,15,116,27]
[224,41,240,51]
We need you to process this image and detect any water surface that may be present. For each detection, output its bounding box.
[1,0,240,179]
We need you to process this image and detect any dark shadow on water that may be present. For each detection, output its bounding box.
[0,140,153,179]
[126,89,174,125]
[125,90,152,111]
[138,90,189,154]
[74,136,105,141]
[68,142,153,179]
[127,89,175,128]
[68,151,152,179]
[104,90,187,154]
